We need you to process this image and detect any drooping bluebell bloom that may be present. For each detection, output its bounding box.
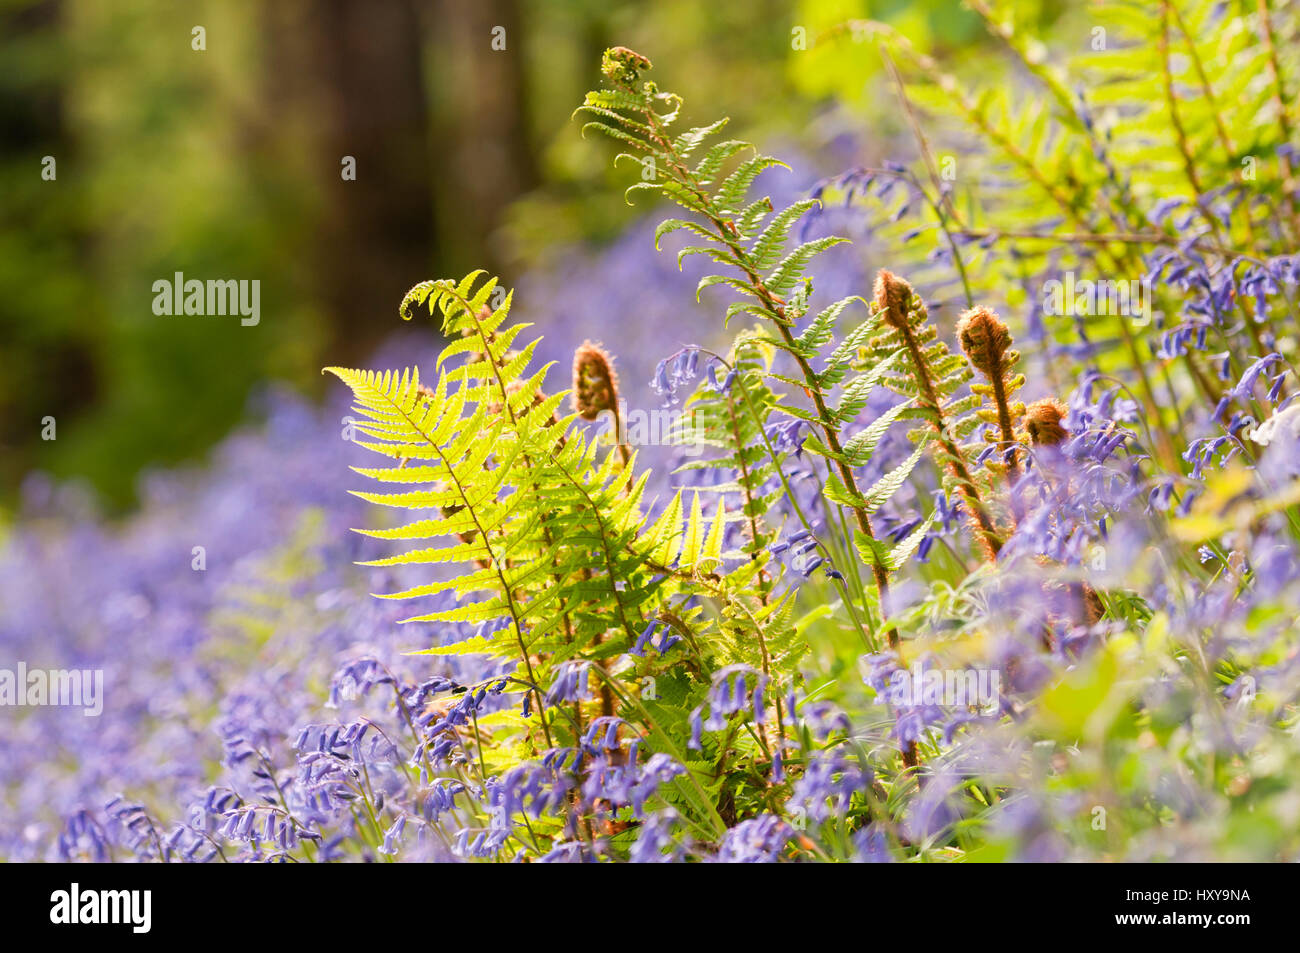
[582,748,685,818]
[544,661,592,708]
[632,619,659,656]
[650,346,705,405]
[695,664,769,732]
[787,747,873,824]
[851,825,893,863]
[765,418,808,457]
[714,814,792,863]
[630,808,690,863]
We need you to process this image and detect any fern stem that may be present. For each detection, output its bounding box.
[877,48,960,226]
[877,52,975,309]
[419,403,554,749]
[946,226,1238,256]
[543,445,647,665]
[882,282,1002,560]
[713,211,914,759]
[986,366,1020,490]
[597,59,912,763]
[957,307,1022,493]
[442,282,585,746]
[1255,0,1300,228]
[701,347,877,649]
[760,290,896,623]
[1165,0,1257,248]
[719,385,774,603]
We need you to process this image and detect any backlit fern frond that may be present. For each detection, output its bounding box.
[330,271,813,823]
[578,53,974,776]
[833,0,1300,463]
[333,274,655,740]
[578,49,925,666]
[670,334,783,586]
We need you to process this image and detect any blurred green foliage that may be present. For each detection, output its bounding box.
[0,0,987,511]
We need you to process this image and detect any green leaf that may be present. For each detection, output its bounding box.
[841,399,914,467]
[861,443,926,515]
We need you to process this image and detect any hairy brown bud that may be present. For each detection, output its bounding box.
[1024,398,1069,446]
[873,269,915,330]
[955,307,1012,377]
[572,341,620,421]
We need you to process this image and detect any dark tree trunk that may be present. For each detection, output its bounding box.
[425,0,537,277]
[264,0,437,359]
[260,0,536,361]
[0,0,99,495]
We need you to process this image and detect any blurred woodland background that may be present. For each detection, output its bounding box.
[0,0,1028,509]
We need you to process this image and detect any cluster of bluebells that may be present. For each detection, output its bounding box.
[632,619,682,657]
[769,527,835,580]
[714,814,794,863]
[651,346,738,405]
[689,665,769,750]
[0,201,902,863]
[0,222,754,861]
[11,65,1300,863]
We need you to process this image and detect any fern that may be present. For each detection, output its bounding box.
[669,335,783,592]
[577,49,926,671]
[829,1,1300,467]
[327,39,1186,849]
[957,305,1027,492]
[329,269,824,844]
[867,269,1003,560]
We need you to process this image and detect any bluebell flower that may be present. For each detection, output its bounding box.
[650,346,704,404]
[544,661,591,708]
[851,825,893,863]
[632,620,659,656]
[714,815,792,863]
[787,747,872,823]
[765,418,808,457]
[581,749,684,818]
[537,841,586,863]
[698,665,768,731]
[630,808,689,862]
